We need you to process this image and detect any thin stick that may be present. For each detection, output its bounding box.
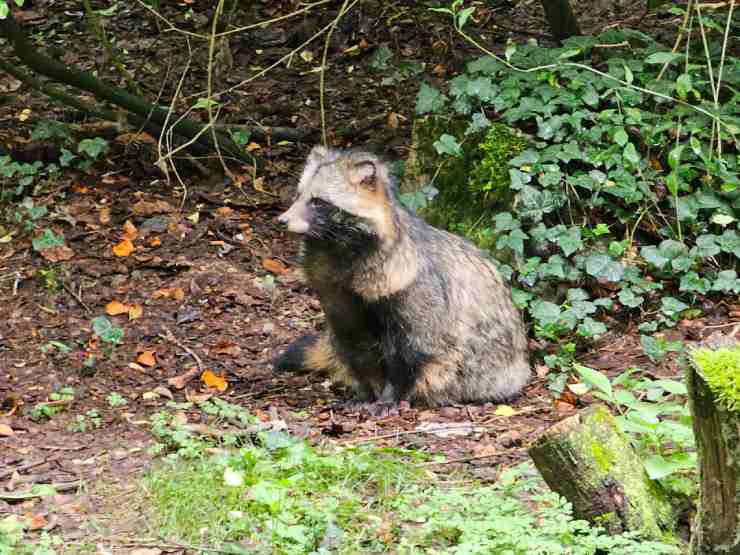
[61,281,91,313]
[159,327,204,372]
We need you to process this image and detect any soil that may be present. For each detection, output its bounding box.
[0,0,723,552]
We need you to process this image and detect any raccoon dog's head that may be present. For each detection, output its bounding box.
[278,146,397,247]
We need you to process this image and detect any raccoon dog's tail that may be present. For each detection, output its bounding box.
[273,333,337,375]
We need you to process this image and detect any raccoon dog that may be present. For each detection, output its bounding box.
[274,146,530,408]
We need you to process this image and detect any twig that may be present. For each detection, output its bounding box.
[62,281,91,313]
[109,539,233,554]
[0,455,62,480]
[419,452,503,466]
[159,327,204,372]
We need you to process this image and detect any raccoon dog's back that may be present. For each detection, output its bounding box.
[274,146,530,407]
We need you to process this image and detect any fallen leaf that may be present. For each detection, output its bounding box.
[153,386,173,400]
[112,239,135,257]
[215,207,234,217]
[0,424,14,437]
[71,183,90,194]
[105,300,130,316]
[99,207,111,224]
[148,237,161,247]
[122,220,138,240]
[24,513,47,531]
[168,367,200,389]
[262,258,288,275]
[141,391,159,401]
[246,142,261,152]
[131,200,175,216]
[39,245,75,262]
[115,132,157,145]
[493,405,517,417]
[185,389,213,403]
[212,341,241,356]
[387,112,399,129]
[18,108,31,121]
[201,370,228,392]
[137,350,157,367]
[128,304,144,320]
[553,400,577,413]
[151,287,185,302]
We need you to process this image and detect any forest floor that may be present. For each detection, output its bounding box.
[0,0,715,552]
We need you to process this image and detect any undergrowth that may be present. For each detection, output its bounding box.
[142,403,680,554]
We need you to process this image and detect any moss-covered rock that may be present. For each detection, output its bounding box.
[691,346,740,412]
[402,116,529,254]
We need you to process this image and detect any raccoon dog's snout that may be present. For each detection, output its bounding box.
[278,202,311,234]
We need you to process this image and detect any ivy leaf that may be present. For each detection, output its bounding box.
[496,229,528,256]
[415,83,447,114]
[32,229,65,251]
[622,142,640,166]
[91,316,124,345]
[557,227,583,257]
[566,288,590,302]
[644,51,682,65]
[494,212,519,231]
[465,112,491,135]
[661,241,691,262]
[613,128,628,147]
[508,169,532,190]
[712,270,740,293]
[618,287,644,308]
[585,254,624,282]
[578,317,607,338]
[679,272,710,294]
[511,288,534,309]
[433,134,463,157]
[660,297,689,317]
[582,86,600,107]
[690,234,721,258]
[719,229,740,258]
[530,300,562,325]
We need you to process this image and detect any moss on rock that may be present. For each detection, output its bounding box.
[691,346,740,412]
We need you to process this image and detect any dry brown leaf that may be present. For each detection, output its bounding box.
[201,370,228,392]
[105,300,130,316]
[71,183,90,194]
[99,207,111,225]
[212,341,241,356]
[136,350,157,367]
[215,207,234,217]
[132,199,175,216]
[172,287,185,302]
[262,258,288,275]
[25,513,47,531]
[122,220,138,240]
[246,142,261,152]
[115,132,157,145]
[112,238,135,257]
[148,237,162,247]
[39,245,75,262]
[153,386,174,400]
[0,423,14,437]
[185,389,213,403]
[167,367,200,390]
[387,112,399,129]
[128,304,144,320]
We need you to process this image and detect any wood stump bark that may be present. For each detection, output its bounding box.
[528,404,675,541]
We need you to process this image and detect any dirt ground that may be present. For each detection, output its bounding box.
[0,0,715,551]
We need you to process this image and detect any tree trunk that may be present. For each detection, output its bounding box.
[528,404,676,541]
[0,12,252,165]
[540,0,581,42]
[687,336,740,554]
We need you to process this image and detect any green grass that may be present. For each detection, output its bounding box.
[141,405,682,554]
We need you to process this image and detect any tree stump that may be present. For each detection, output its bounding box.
[528,404,675,541]
[687,335,740,554]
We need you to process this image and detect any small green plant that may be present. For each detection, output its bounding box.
[91,315,123,348]
[574,365,696,497]
[30,387,75,421]
[68,409,102,432]
[36,268,60,292]
[106,392,128,408]
[143,417,680,553]
[0,515,61,555]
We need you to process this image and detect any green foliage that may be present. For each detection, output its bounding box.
[692,346,740,411]
[106,392,128,408]
[91,315,123,345]
[415,25,740,355]
[145,407,679,554]
[0,515,60,555]
[30,387,75,421]
[574,366,696,497]
[68,409,101,432]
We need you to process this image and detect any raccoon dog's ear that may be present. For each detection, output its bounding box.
[348,160,378,191]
